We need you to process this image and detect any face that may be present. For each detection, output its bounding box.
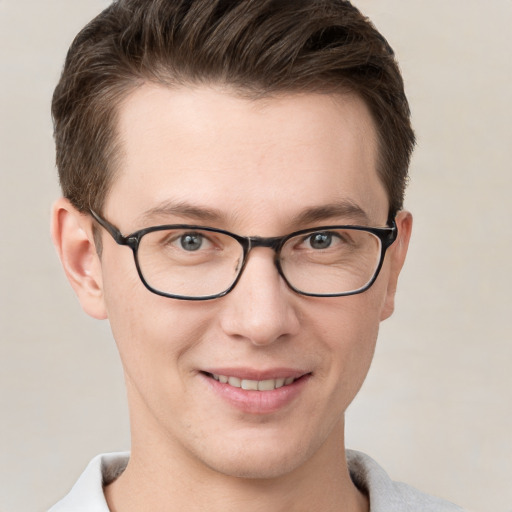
[68,85,411,479]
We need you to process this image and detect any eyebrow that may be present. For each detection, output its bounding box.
[138,200,224,224]
[137,199,371,228]
[293,201,371,226]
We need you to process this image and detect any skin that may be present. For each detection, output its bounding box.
[52,85,412,512]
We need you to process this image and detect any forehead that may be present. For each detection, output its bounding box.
[107,84,388,230]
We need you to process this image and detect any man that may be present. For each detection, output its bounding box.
[49,1,465,510]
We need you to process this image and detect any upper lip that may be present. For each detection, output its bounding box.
[201,367,310,381]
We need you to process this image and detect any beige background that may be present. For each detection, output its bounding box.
[0,1,510,511]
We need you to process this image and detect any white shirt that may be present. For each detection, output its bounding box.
[48,450,466,511]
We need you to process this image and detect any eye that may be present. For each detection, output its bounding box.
[179,232,207,251]
[306,232,337,250]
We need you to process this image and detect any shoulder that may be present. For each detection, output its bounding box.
[347,450,467,512]
[48,452,129,512]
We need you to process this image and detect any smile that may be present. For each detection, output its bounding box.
[202,370,311,413]
[209,373,297,391]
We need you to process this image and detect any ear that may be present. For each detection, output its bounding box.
[380,210,413,321]
[51,197,107,320]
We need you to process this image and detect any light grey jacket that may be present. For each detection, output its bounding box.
[347,451,466,511]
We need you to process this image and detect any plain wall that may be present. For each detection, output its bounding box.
[0,1,510,511]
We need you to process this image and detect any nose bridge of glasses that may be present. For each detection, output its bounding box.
[240,236,285,277]
[235,235,286,291]
[246,235,283,253]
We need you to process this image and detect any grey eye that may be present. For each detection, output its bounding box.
[180,233,204,251]
[308,232,333,249]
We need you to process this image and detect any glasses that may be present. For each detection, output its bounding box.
[90,210,397,301]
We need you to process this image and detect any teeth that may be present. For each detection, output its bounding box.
[211,374,297,391]
[241,379,258,390]
[228,376,241,387]
[258,379,275,391]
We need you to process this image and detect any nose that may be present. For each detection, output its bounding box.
[218,248,300,346]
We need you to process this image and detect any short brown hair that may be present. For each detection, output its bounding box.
[52,0,415,217]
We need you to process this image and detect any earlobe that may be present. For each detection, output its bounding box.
[51,198,108,320]
[380,210,413,321]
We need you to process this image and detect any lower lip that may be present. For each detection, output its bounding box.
[201,373,310,414]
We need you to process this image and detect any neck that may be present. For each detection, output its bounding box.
[105,419,368,512]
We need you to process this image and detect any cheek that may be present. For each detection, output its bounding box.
[311,290,383,395]
[100,256,215,387]
[99,256,171,380]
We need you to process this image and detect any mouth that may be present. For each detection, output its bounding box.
[200,370,311,414]
[205,372,299,391]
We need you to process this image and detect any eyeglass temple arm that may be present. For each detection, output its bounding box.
[89,209,130,245]
[383,217,398,248]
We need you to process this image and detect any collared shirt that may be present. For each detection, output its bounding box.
[48,450,466,511]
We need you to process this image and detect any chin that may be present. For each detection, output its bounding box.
[206,452,301,480]
[195,432,323,481]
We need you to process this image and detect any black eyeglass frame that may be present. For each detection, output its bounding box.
[90,210,398,301]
